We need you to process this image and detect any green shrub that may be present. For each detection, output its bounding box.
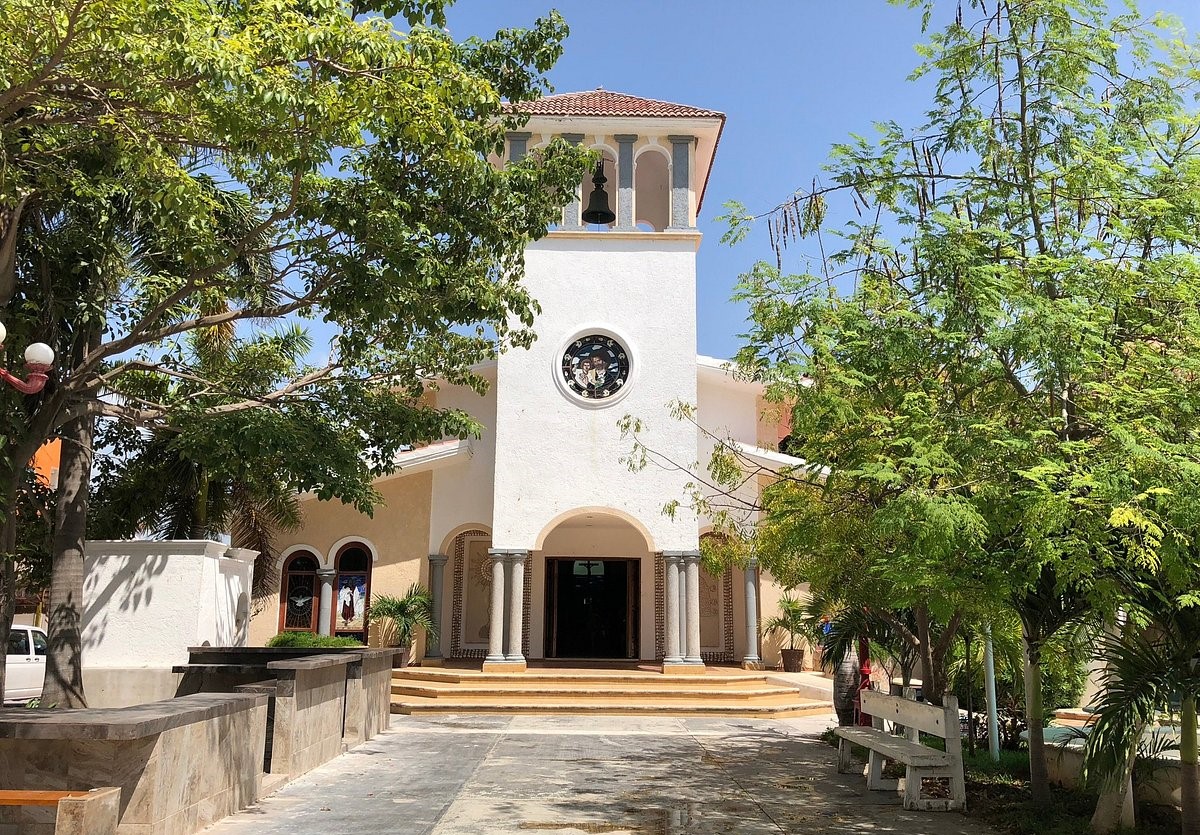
[265,632,364,648]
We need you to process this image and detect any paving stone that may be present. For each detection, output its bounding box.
[202,712,999,835]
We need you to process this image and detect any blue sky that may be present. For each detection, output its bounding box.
[444,0,1200,360]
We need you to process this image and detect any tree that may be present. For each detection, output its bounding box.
[720,0,1200,807]
[0,0,589,703]
[1084,565,1200,835]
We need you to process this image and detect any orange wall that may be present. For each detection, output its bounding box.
[31,439,60,487]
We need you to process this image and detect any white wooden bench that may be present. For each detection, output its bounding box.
[832,689,966,811]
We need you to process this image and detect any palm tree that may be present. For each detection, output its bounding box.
[1083,570,1200,835]
[1011,564,1095,804]
[366,584,436,648]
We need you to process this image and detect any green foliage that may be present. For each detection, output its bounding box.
[265,632,364,649]
[713,0,1200,725]
[762,594,816,651]
[0,0,591,506]
[365,583,435,647]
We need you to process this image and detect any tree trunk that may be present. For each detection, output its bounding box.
[1182,695,1199,835]
[40,413,94,708]
[1091,727,1140,834]
[0,464,19,702]
[1023,622,1050,804]
[833,647,860,725]
[914,605,943,706]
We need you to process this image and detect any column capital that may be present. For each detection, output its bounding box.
[316,568,336,578]
[667,134,697,145]
[662,550,685,561]
[747,555,759,569]
[506,549,531,561]
[681,550,702,564]
[561,133,585,144]
[428,553,448,566]
[614,133,639,143]
[506,131,533,141]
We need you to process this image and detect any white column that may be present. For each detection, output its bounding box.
[742,557,761,668]
[561,133,584,229]
[678,571,687,657]
[507,131,531,164]
[426,554,448,660]
[668,135,694,229]
[486,549,507,663]
[615,133,637,230]
[506,552,527,662]
[316,569,335,636]
[663,553,682,664]
[683,551,703,665]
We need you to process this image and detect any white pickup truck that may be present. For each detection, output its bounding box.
[5,624,47,702]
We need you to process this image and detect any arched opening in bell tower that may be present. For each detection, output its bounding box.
[634,147,670,232]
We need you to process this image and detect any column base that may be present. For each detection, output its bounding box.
[662,662,706,676]
[421,657,445,667]
[482,659,527,673]
[741,659,763,671]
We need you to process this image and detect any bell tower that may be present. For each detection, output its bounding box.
[487,90,725,668]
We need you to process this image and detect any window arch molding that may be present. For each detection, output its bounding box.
[280,543,328,570]
[328,535,379,565]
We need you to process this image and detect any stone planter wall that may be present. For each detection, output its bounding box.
[1043,741,1181,810]
[265,656,348,778]
[176,646,399,765]
[0,692,266,835]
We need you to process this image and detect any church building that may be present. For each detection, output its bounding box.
[247,91,805,673]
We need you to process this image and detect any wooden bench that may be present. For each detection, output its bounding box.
[0,788,120,835]
[833,689,966,811]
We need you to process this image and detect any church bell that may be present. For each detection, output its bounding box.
[581,160,616,225]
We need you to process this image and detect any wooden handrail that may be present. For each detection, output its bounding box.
[0,790,91,806]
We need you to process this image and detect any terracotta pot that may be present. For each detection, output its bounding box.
[392,643,410,669]
[780,648,805,673]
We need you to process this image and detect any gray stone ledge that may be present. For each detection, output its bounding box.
[266,655,355,673]
[0,692,267,740]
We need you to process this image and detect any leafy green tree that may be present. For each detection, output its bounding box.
[721,0,1200,808]
[0,0,589,704]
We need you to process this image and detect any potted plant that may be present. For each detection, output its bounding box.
[365,583,436,668]
[765,594,809,672]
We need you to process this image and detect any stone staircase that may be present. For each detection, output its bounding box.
[391,667,833,718]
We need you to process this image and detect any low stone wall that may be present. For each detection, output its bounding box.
[360,650,394,739]
[83,668,184,709]
[266,656,348,778]
[0,692,266,835]
[1044,743,1182,809]
[176,646,399,770]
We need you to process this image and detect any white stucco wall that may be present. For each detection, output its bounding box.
[82,540,256,669]
[696,367,767,530]
[491,233,701,552]
[429,373,498,552]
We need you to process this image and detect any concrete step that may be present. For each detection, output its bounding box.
[394,669,770,686]
[391,697,833,718]
[391,683,806,700]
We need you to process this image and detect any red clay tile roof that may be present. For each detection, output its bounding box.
[506,89,724,119]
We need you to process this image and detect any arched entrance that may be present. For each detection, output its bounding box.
[536,511,654,661]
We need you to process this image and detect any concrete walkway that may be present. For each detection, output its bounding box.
[204,711,996,835]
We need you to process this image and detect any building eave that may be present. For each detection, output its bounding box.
[297,439,470,502]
